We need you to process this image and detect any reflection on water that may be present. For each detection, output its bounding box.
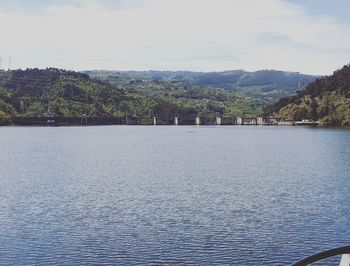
[0,126,349,265]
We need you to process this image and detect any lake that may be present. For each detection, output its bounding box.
[0,125,349,265]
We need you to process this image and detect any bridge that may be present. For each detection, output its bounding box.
[12,115,289,126]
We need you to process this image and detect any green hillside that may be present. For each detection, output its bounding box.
[0,68,267,125]
[264,64,350,126]
[85,69,317,101]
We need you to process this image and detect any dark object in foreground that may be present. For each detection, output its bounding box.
[292,246,350,266]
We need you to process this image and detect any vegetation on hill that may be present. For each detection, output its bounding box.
[264,64,350,126]
[85,69,317,101]
[0,68,271,125]
[0,98,16,125]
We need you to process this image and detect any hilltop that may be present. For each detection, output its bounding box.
[85,69,317,101]
[264,64,350,126]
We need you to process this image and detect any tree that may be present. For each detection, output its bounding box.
[0,111,11,125]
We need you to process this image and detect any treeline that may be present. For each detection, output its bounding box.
[0,68,266,125]
[264,64,350,126]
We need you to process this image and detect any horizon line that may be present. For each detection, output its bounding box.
[2,67,326,76]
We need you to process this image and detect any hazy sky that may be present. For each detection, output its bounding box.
[0,0,349,74]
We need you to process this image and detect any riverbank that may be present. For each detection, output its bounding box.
[2,120,348,128]
[1,115,348,127]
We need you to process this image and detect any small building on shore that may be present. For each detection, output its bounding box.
[295,119,319,126]
[242,118,257,125]
[257,116,278,125]
[277,118,295,126]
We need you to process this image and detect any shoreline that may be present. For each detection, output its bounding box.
[1,123,349,129]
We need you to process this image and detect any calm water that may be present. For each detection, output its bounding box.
[0,126,349,265]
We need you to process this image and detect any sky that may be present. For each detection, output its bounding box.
[0,0,349,75]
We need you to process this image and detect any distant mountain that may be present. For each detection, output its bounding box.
[264,64,350,126]
[85,69,318,101]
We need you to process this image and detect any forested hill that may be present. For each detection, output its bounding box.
[264,64,350,126]
[0,68,271,125]
[85,69,317,100]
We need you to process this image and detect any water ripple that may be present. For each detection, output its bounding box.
[0,126,349,265]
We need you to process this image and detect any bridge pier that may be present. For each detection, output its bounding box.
[233,117,237,125]
[257,116,264,125]
[80,115,88,126]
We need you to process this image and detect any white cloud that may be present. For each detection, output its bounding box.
[0,0,349,74]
